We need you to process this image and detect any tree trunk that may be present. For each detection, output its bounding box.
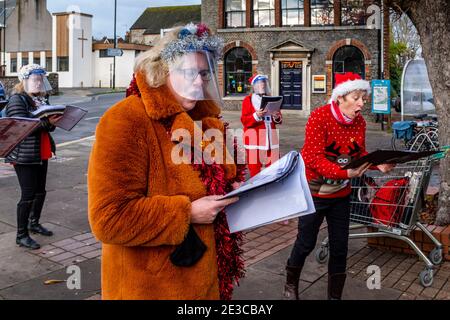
[409,1,450,225]
[387,0,450,225]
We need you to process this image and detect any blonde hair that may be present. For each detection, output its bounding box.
[134,26,183,88]
[12,82,25,94]
[12,81,47,97]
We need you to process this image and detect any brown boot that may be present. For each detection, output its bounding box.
[328,273,347,300]
[283,265,303,300]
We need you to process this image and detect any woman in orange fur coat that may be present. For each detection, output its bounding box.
[88,23,245,300]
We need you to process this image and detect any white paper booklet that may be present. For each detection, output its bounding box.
[224,151,315,233]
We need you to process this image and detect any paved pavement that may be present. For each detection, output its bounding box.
[0,90,449,300]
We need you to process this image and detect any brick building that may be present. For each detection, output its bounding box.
[202,0,390,115]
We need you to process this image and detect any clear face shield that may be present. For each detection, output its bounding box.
[23,73,53,95]
[167,50,222,106]
[252,78,271,96]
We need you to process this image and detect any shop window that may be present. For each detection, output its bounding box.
[224,47,253,96]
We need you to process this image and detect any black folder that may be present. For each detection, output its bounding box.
[343,149,439,170]
[260,96,283,110]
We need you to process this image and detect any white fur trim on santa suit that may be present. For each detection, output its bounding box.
[251,94,262,110]
[329,79,371,103]
[244,115,279,150]
[251,94,264,121]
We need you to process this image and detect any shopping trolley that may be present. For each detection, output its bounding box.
[314,156,443,287]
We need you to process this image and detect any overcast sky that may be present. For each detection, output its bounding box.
[47,0,201,39]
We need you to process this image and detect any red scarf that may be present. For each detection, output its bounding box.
[40,131,52,160]
[330,101,355,125]
[193,158,246,300]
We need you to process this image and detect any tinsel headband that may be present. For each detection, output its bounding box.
[160,23,224,62]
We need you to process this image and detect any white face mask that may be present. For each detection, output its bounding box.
[167,50,222,107]
[252,79,271,96]
[23,73,52,95]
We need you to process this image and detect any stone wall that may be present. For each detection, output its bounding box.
[214,27,380,113]
[202,0,383,119]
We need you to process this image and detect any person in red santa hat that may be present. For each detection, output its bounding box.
[283,72,394,300]
[240,74,282,178]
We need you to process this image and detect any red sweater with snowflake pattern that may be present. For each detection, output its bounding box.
[301,104,368,198]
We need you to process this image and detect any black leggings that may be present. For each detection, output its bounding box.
[14,161,48,202]
[288,196,350,275]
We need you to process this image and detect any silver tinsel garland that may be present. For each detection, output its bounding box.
[161,34,224,62]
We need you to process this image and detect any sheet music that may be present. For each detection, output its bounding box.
[222,152,293,199]
[225,152,315,233]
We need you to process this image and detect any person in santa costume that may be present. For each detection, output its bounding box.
[283,72,394,300]
[240,74,282,177]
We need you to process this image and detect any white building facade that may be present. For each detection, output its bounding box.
[2,2,152,88]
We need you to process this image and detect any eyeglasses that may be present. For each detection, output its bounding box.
[176,69,212,81]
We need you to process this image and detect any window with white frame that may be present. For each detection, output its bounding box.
[11,58,17,73]
[281,0,304,26]
[22,56,29,68]
[225,0,246,28]
[253,0,275,27]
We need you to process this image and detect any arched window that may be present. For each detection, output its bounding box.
[224,47,253,96]
[332,45,365,87]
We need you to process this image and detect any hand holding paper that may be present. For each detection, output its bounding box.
[48,114,64,125]
[223,151,315,233]
[191,195,239,224]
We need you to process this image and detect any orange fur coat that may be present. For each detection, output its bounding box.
[87,72,236,299]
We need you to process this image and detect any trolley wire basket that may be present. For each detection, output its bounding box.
[315,157,443,287]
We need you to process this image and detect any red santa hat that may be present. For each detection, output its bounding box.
[330,72,371,103]
[248,74,268,86]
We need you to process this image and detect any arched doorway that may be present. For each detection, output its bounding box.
[332,45,365,87]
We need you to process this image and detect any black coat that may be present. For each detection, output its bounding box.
[5,93,56,165]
